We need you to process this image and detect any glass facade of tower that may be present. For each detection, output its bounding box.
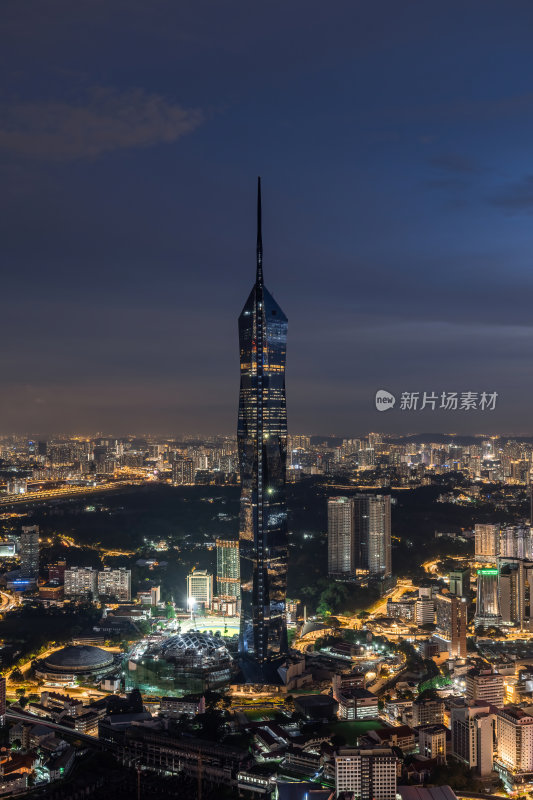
[238,181,288,669]
[475,568,501,625]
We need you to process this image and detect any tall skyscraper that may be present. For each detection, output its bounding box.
[474,523,499,561]
[216,539,240,597]
[499,562,521,626]
[435,592,467,658]
[238,179,288,674]
[475,568,501,626]
[353,494,392,578]
[19,525,39,581]
[498,558,533,631]
[500,525,532,560]
[328,496,356,579]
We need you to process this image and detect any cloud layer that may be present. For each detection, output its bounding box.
[0,88,203,159]
[491,175,533,212]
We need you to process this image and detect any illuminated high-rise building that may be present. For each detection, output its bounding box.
[498,558,533,631]
[474,524,499,561]
[186,569,213,612]
[452,703,494,777]
[353,494,392,578]
[435,592,467,658]
[475,568,501,626]
[97,567,131,601]
[335,748,397,800]
[238,179,288,674]
[172,458,194,485]
[328,496,356,579]
[64,567,98,598]
[20,525,39,581]
[216,539,240,597]
[496,706,533,790]
[500,525,531,560]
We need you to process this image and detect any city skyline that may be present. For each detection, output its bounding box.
[4,4,533,798]
[3,2,533,434]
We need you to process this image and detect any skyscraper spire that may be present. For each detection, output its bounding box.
[238,179,288,676]
[256,176,263,285]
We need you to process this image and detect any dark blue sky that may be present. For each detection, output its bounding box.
[2,0,533,436]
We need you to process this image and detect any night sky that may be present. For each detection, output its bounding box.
[3,1,533,436]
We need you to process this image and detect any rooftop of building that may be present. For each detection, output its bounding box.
[398,786,457,800]
[413,695,444,706]
[338,687,377,701]
[371,725,414,740]
[336,746,395,757]
[466,666,500,678]
[43,644,114,672]
[498,704,533,721]
[417,723,449,734]
[294,694,337,708]
[161,694,203,703]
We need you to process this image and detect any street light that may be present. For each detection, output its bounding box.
[188,596,196,619]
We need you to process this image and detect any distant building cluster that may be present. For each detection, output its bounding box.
[186,539,241,617]
[473,523,533,630]
[288,433,533,487]
[0,432,532,501]
[0,434,240,492]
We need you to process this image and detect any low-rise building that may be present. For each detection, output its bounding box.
[212,595,239,616]
[385,699,413,724]
[332,671,365,701]
[369,725,415,752]
[46,745,76,782]
[466,667,504,707]
[418,724,447,761]
[40,691,84,718]
[160,695,206,718]
[337,688,378,720]
[387,598,416,621]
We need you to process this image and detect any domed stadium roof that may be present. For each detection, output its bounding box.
[156,631,231,666]
[44,645,114,673]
